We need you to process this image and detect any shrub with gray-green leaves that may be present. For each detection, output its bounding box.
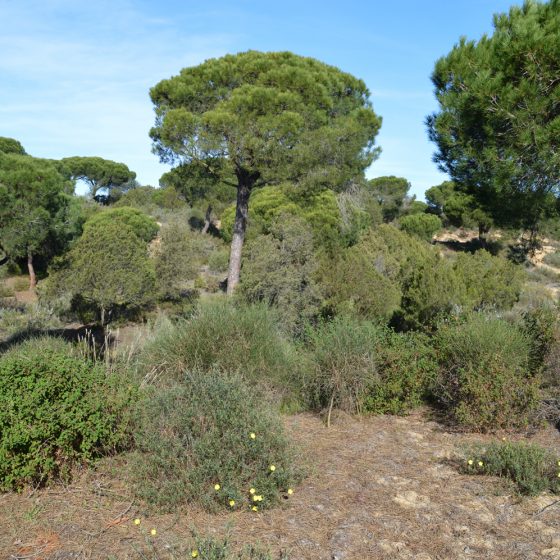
[130,370,301,511]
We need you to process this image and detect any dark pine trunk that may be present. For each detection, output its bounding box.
[226,170,257,295]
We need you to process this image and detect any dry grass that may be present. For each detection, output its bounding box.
[1,411,560,559]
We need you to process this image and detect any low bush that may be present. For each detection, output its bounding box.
[462,441,560,496]
[399,213,442,241]
[130,370,301,511]
[82,206,159,243]
[0,283,14,298]
[208,248,230,272]
[137,302,302,398]
[305,317,380,423]
[12,277,30,292]
[306,317,437,420]
[364,330,438,415]
[433,315,539,431]
[187,537,286,560]
[453,250,525,311]
[0,337,136,490]
[521,305,560,375]
[154,221,201,300]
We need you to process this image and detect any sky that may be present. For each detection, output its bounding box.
[0,0,517,199]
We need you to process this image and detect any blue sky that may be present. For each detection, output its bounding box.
[0,0,516,199]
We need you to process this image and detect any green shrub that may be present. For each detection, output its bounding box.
[83,206,159,243]
[130,370,300,511]
[462,441,560,496]
[240,216,322,336]
[453,250,525,311]
[221,184,341,248]
[306,317,437,420]
[364,330,438,415]
[45,220,156,324]
[137,302,301,397]
[399,213,442,241]
[154,221,200,300]
[318,244,402,323]
[0,337,135,490]
[208,248,230,272]
[398,256,464,330]
[434,315,539,431]
[521,305,560,375]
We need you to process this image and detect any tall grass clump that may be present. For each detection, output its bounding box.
[434,314,539,431]
[463,441,560,496]
[0,337,136,490]
[130,369,301,512]
[138,302,301,397]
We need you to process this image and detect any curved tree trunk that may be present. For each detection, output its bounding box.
[27,252,37,290]
[202,204,213,234]
[226,183,251,295]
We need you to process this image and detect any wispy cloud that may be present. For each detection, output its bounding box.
[0,0,238,185]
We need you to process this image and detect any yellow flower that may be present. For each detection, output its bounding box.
[557,461,560,467]
[150,528,157,536]
[249,488,256,494]
[214,484,221,491]
[287,488,294,495]
[229,499,235,507]
[467,459,473,466]
[252,494,259,502]
[478,461,484,467]
[133,518,141,526]
[250,432,256,439]
[557,472,560,478]
[252,506,258,512]
[191,551,199,558]
[269,465,276,472]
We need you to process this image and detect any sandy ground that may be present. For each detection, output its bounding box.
[1,411,560,560]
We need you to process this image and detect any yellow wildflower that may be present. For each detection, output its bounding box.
[229,499,235,507]
[214,483,220,491]
[269,465,276,472]
[287,488,294,495]
[252,506,258,512]
[150,528,157,536]
[133,518,141,526]
[478,461,483,467]
[250,432,256,439]
[467,459,473,466]
[191,551,199,558]
[249,488,256,494]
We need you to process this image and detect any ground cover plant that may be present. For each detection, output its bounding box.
[462,441,560,496]
[0,337,136,490]
[130,369,301,512]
